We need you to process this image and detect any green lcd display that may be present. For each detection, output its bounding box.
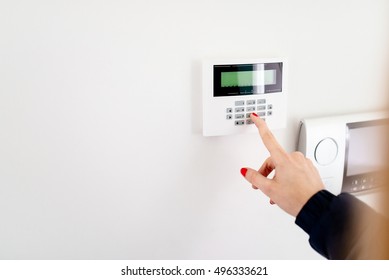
[221,70,276,87]
[221,71,253,87]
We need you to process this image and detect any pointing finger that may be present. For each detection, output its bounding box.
[250,113,287,163]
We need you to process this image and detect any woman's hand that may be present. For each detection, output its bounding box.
[240,113,325,217]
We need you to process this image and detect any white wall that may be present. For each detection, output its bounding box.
[0,0,388,259]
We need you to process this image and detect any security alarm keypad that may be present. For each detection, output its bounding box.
[225,99,273,126]
[203,59,287,136]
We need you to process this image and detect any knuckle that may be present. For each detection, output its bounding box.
[291,151,305,158]
[290,151,307,162]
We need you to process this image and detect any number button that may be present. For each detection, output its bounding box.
[257,105,266,111]
[258,111,266,117]
[257,99,266,104]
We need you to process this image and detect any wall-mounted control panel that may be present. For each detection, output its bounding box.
[202,58,287,136]
[297,112,389,195]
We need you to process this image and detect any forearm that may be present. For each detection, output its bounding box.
[295,190,387,259]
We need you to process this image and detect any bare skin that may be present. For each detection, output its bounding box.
[241,113,325,217]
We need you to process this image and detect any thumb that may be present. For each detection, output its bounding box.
[240,167,273,197]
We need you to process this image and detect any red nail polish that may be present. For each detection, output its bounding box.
[252,113,258,117]
[240,168,247,177]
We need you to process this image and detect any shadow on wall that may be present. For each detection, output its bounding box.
[190,59,203,135]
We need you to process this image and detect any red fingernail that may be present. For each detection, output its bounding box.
[240,168,247,177]
[270,200,275,205]
[252,113,258,117]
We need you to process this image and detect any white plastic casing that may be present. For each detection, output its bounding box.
[297,112,389,195]
[202,58,287,136]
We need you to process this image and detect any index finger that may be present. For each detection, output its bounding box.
[250,113,287,161]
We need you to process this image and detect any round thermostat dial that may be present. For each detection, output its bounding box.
[314,138,338,166]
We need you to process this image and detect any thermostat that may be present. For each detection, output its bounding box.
[202,58,287,136]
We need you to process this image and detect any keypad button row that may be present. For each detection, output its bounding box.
[226,105,272,113]
[227,111,272,120]
[235,118,266,126]
[235,99,266,106]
